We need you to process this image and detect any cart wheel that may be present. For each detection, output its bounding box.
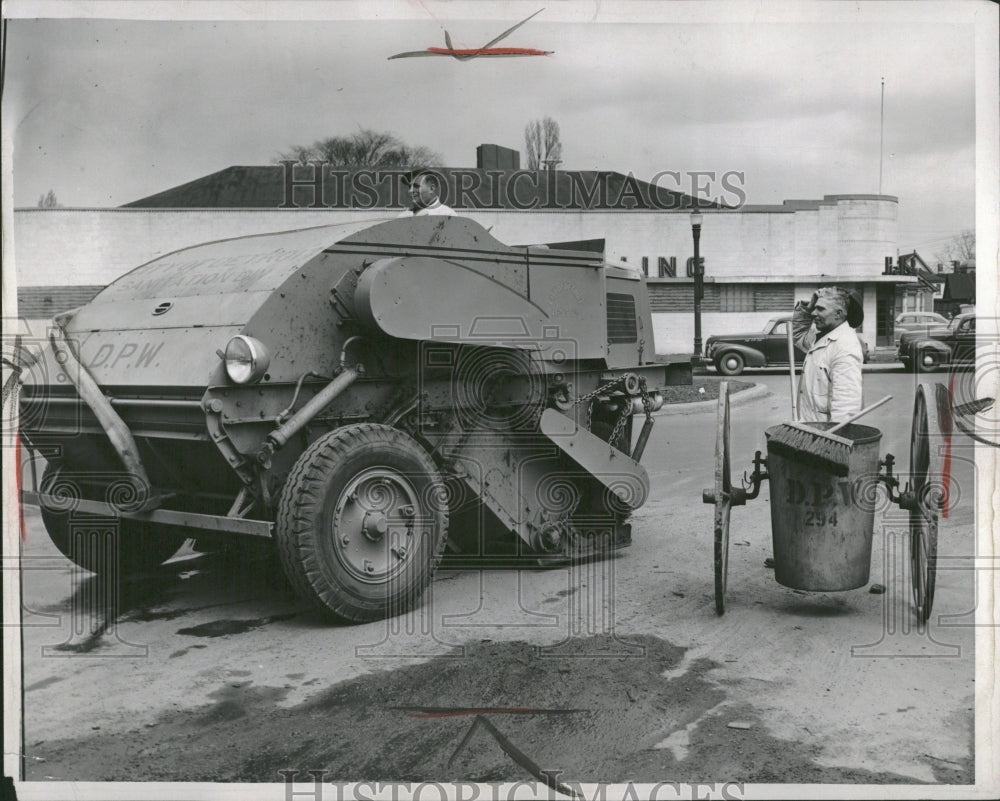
[909,382,949,623]
[711,381,734,615]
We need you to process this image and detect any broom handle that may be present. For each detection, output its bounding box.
[828,395,893,434]
[787,321,798,422]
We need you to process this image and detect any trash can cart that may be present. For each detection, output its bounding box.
[703,381,948,619]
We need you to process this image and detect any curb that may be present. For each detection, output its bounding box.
[653,382,772,416]
[697,361,903,379]
[863,361,904,370]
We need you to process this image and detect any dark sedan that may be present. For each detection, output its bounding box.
[898,312,976,372]
[706,317,869,376]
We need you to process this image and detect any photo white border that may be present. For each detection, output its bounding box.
[2,2,997,799]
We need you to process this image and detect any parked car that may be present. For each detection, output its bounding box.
[893,311,950,347]
[898,311,976,372]
[706,317,869,376]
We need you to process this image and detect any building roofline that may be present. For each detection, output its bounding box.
[648,274,918,284]
[732,195,899,213]
[14,202,899,215]
[822,194,899,202]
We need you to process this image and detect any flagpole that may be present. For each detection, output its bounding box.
[879,77,885,194]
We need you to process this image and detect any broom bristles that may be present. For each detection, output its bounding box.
[766,421,853,477]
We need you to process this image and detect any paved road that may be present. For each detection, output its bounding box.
[14,366,980,786]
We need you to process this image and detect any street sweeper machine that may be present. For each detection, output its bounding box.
[15,215,692,624]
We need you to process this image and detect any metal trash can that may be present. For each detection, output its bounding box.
[764,422,882,591]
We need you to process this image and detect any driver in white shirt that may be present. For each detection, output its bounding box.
[398,171,455,217]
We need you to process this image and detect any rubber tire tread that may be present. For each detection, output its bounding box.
[716,352,745,376]
[275,423,448,623]
[909,382,944,623]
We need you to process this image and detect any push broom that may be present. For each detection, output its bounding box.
[770,319,891,475]
[767,395,893,476]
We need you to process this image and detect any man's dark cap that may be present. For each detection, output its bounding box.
[846,289,864,328]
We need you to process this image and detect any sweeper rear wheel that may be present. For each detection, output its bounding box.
[704,381,734,616]
[908,382,949,624]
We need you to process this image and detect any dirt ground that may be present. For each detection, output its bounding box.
[26,630,962,786]
[16,371,979,791]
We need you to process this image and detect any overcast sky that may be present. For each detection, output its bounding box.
[2,1,989,258]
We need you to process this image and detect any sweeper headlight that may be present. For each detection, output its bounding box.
[224,335,270,384]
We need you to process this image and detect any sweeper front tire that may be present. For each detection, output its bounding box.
[908,382,948,623]
[39,464,186,576]
[275,424,449,623]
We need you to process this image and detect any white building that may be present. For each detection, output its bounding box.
[14,158,920,354]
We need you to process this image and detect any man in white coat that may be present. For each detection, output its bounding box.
[791,287,864,423]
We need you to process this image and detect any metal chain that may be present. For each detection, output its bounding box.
[608,401,631,452]
[639,376,654,423]
[571,375,653,454]
[573,376,626,435]
[573,376,627,407]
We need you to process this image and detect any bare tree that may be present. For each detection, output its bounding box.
[37,189,60,208]
[524,117,562,170]
[277,129,442,169]
[279,144,316,166]
[935,229,975,266]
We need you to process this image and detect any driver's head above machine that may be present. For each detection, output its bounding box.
[398,170,456,217]
[807,286,863,336]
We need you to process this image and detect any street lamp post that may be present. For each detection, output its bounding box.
[691,208,704,365]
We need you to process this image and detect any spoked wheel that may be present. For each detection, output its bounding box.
[276,424,449,623]
[909,382,949,623]
[702,381,733,615]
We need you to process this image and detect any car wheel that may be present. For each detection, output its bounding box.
[917,349,943,372]
[715,352,745,376]
[275,423,448,623]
